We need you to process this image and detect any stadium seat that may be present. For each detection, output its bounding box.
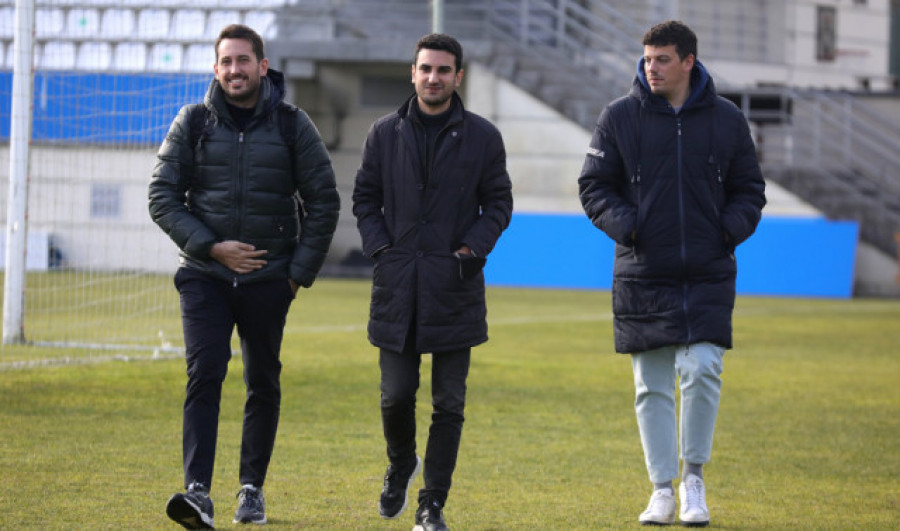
[206,11,242,39]
[113,42,147,71]
[0,7,15,38]
[101,9,136,39]
[40,41,77,70]
[184,43,214,73]
[35,9,65,38]
[65,9,101,38]
[171,9,206,40]
[137,9,171,39]
[217,0,286,7]
[244,12,277,39]
[77,42,112,72]
[149,43,183,72]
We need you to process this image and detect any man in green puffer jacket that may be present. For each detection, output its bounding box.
[149,24,339,529]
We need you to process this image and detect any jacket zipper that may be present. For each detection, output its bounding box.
[233,131,245,288]
[676,117,692,344]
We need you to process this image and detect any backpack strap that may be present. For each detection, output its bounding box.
[275,102,299,148]
[186,103,212,151]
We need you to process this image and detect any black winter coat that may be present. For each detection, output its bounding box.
[578,61,766,353]
[353,94,513,353]
[149,70,340,288]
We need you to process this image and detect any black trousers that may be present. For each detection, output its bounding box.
[379,344,470,506]
[175,267,294,489]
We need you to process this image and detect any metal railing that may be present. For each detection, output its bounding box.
[279,0,900,255]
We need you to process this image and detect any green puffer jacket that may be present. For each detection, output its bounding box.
[149,69,340,288]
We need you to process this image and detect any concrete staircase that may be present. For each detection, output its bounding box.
[270,0,900,258]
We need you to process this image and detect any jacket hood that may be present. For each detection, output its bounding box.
[633,57,714,110]
[204,67,287,119]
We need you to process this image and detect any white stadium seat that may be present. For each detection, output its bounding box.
[137,9,170,39]
[65,9,101,38]
[205,11,241,39]
[35,9,65,38]
[77,42,112,72]
[113,42,147,71]
[244,12,277,39]
[171,9,206,40]
[101,9,136,40]
[184,43,214,73]
[1,7,15,38]
[40,41,76,70]
[149,43,183,72]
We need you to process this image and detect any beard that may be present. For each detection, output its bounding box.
[221,75,261,105]
[416,81,455,112]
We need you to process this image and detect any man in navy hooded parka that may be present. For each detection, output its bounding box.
[578,21,765,527]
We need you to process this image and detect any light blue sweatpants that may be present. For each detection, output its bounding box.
[631,342,725,483]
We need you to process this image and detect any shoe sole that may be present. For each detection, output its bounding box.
[680,520,709,527]
[166,495,214,529]
[233,516,268,524]
[379,456,422,519]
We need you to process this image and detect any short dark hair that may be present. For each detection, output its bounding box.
[414,33,463,72]
[642,20,698,61]
[215,24,265,61]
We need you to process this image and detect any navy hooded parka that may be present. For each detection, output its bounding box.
[579,60,766,353]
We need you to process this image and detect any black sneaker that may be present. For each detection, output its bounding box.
[233,484,267,524]
[378,455,422,519]
[413,496,448,531]
[166,482,214,529]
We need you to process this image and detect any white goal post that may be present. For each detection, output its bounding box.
[3,0,34,344]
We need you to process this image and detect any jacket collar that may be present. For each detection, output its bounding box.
[633,58,715,111]
[398,91,465,126]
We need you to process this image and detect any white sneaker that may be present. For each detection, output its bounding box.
[639,487,676,525]
[679,474,710,527]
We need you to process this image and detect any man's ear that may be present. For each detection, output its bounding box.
[454,68,464,87]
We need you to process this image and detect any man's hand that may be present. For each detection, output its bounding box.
[209,241,267,274]
[454,245,473,256]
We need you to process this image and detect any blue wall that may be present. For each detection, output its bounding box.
[485,213,858,298]
[0,72,210,144]
[1,72,860,297]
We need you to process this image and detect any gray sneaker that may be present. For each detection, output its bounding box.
[233,484,267,525]
[166,482,214,529]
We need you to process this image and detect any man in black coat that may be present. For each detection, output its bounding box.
[150,24,339,529]
[352,33,513,531]
[578,21,765,527]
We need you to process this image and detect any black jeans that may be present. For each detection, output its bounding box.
[379,345,471,506]
[175,267,294,489]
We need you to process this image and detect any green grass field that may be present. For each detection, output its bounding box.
[1,278,899,528]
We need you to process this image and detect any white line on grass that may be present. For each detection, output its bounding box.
[0,313,614,371]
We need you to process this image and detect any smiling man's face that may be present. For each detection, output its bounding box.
[214,38,268,108]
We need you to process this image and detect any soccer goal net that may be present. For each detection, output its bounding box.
[0,0,279,359]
